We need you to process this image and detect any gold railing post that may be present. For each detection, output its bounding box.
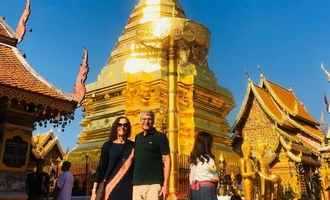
[168,35,178,200]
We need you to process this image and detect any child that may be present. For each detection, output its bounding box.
[190,132,219,200]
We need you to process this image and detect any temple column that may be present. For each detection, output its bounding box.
[168,36,178,200]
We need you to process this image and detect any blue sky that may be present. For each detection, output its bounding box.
[2,0,330,149]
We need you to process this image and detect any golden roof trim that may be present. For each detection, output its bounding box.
[32,130,65,159]
[262,79,296,113]
[251,84,291,126]
[261,78,319,125]
[277,127,320,166]
[233,77,323,147]
[287,117,323,143]
[232,81,293,131]
[277,127,316,155]
[276,123,320,153]
[232,82,253,131]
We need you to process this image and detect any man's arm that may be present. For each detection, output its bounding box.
[160,154,171,199]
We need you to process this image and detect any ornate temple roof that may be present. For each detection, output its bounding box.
[233,75,324,144]
[32,130,65,159]
[0,17,15,38]
[252,84,292,127]
[261,78,319,126]
[0,17,18,46]
[0,17,73,101]
[233,81,293,129]
[0,13,89,126]
[0,2,90,129]
[0,45,72,102]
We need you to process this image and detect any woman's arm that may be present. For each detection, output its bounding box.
[95,142,110,183]
[104,149,134,197]
[90,182,98,200]
[189,164,195,185]
[91,142,109,200]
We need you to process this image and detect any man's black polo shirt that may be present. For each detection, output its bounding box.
[133,128,170,185]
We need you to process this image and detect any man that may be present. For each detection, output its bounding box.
[133,111,171,200]
[25,162,50,200]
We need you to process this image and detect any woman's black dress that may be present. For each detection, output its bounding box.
[95,140,134,200]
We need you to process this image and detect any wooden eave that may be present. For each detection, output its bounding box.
[320,146,330,153]
[0,39,77,114]
[276,126,319,155]
[277,127,320,166]
[0,84,76,114]
[0,35,17,46]
[302,155,321,167]
[287,117,324,144]
[0,17,16,38]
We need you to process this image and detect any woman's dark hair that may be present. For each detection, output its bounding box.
[109,116,131,141]
[190,131,214,165]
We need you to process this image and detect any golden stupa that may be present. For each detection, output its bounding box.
[68,0,237,197]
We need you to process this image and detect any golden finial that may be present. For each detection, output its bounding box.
[244,71,252,83]
[257,65,265,79]
[231,171,235,181]
[219,153,225,162]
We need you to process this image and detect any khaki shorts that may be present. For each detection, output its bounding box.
[133,184,161,200]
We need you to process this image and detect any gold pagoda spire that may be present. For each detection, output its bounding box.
[125,0,185,31]
[93,0,187,89]
[70,1,237,199]
[133,0,185,22]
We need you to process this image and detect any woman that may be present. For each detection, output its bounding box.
[57,161,74,200]
[91,117,134,200]
[189,132,219,200]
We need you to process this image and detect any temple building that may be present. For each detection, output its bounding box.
[0,1,88,199]
[29,130,65,172]
[232,74,326,199]
[68,0,237,197]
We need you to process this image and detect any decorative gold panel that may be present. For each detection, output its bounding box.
[242,99,279,153]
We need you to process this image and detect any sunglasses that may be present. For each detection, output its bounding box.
[118,123,129,128]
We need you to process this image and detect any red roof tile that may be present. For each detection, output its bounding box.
[0,18,14,38]
[0,45,71,102]
[0,24,9,37]
[253,85,284,121]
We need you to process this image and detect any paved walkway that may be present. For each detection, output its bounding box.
[72,196,90,200]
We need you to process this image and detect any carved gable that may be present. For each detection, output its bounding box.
[242,98,279,153]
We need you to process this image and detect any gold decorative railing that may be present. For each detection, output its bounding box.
[177,154,190,199]
[71,154,191,198]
